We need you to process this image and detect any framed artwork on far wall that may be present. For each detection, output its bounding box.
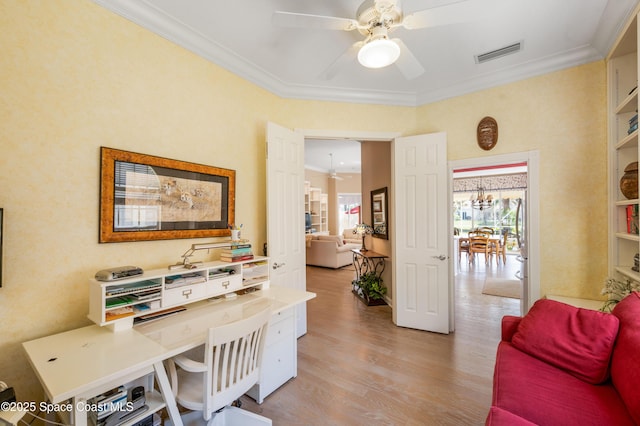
[99,147,236,243]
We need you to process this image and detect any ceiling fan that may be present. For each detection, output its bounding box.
[328,153,344,180]
[273,0,478,80]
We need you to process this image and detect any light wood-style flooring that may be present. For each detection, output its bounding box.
[241,256,520,425]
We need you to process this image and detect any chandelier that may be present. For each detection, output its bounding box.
[470,187,493,210]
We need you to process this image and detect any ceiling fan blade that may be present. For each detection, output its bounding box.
[402,0,484,30]
[318,42,362,80]
[393,39,425,80]
[272,11,359,31]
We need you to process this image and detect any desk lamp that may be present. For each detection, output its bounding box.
[169,240,235,270]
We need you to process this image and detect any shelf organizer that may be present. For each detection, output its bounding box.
[89,254,270,331]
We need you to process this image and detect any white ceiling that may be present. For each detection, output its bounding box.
[305,140,362,173]
[92,0,639,170]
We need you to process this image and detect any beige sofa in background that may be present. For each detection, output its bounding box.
[305,234,361,269]
[342,227,362,245]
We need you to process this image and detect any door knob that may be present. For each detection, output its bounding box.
[432,255,447,261]
[272,262,286,269]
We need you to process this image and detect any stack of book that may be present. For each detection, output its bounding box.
[629,113,638,134]
[220,243,253,262]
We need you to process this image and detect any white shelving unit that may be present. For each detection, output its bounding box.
[88,257,270,330]
[608,6,640,284]
[304,181,328,234]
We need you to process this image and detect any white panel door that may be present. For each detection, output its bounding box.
[266,122,307,337]
[393,132,450,333]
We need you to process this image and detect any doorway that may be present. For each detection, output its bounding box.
[450,151,539,322]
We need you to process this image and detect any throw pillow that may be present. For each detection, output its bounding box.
[511,299,619,384]
[610,292,640,425]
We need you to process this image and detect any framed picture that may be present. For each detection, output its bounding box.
[100,147,235,243]
[371,187,388,240]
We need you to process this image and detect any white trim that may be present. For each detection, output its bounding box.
[296,129,401,141]
[449,151,540,315]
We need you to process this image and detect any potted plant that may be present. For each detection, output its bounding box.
[352,271,387,305]
[600,277,640,312]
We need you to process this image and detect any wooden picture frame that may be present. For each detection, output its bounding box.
[99,147,235,243]
[371,187,388,240]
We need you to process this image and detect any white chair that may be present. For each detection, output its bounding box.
[166,307,273,426]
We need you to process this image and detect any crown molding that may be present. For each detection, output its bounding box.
[92,0,634,107]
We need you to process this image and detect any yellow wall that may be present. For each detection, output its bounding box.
[417,61,608,299]
[1,0,607,401]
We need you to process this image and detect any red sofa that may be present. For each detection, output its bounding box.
[486,292,640,425]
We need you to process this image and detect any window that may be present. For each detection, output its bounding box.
[338,193,361,234]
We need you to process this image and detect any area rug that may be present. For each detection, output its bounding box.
[482,278,522,299]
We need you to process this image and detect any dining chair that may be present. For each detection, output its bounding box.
[458,237,470,263]
[166,307,273,425]
[491,231,508,265]
[476,227,495,235]
[469,236,491,265]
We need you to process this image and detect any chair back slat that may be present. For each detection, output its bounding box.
[204,307,271,415]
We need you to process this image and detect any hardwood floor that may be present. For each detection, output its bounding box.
[241,257,520,425]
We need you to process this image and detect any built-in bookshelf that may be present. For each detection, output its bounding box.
[88,257,270,330]
[608,5,640,283]
[304,181,328,234]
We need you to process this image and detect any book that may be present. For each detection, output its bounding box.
[221,247,253,256]
[228,243,252,249]
[105,306,134,321]
[105,296,132,308]
[220,254,254,262]
[626,204,639,234]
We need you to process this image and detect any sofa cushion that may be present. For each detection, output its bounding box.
[492,342,635,425]
[485,406,537,426]
[611,292,640,425]
[317,235,343,246]
[511,299,619,384]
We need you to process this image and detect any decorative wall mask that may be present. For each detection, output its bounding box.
[477,116,498,151]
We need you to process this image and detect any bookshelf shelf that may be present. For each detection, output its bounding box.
[615,265,640,282]
[616,232,640,242]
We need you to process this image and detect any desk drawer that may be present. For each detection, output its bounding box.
[270,306,294,325]
[164,284,206,306]
[206,275,242,296]
[260,333,295,396]
[266,314,294,347]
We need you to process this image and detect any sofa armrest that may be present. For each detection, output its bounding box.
[501,316,521,342]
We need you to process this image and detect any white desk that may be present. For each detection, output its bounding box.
[22,286,315,426]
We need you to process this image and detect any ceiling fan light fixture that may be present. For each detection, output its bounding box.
[358,38,400,69]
